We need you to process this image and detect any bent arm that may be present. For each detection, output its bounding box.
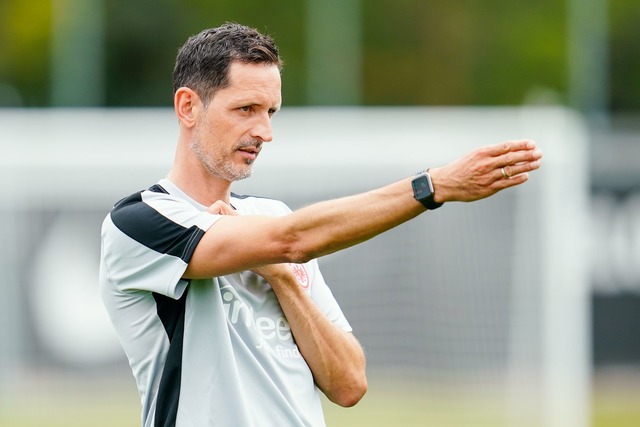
[200,201,367,405]
[184,139,542,279]
[253,264,367,407]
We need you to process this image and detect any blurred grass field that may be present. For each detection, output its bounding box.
[1,370,638,427]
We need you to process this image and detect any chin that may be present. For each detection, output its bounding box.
[231,168,253,182]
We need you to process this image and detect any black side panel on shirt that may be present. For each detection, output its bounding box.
[153,289,189,427]
[230,191,275,201]
[110,187,205,263]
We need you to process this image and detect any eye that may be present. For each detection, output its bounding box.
[240,106,251,112]
[268,108,278,118]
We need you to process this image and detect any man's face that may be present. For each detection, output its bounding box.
[191,61,282,182]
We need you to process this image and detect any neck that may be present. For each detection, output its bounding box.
[168,147,232,207]
[168,169,232,207]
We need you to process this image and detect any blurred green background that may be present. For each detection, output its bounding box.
[1,0,638,112]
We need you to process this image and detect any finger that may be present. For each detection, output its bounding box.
[494,170,530,188]
[207,200,238,215]
[503,173,529,187]
[488,139,537,157]
[498,147,543,169]
[511,159,542,176]
[499,159,541,180]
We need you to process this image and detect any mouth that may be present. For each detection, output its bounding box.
[237,143,262,162]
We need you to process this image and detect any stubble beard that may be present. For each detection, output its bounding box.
[190,137,255,183]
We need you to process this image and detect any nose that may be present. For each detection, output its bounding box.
[251,113,273,143]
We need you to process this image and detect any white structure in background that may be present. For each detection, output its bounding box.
[0,107,589,427]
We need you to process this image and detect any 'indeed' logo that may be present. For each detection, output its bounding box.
[221,283,301,358]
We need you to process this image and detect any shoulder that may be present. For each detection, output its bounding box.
[109,184,186,231]
[110,183,166,218]
[107,183,218,249]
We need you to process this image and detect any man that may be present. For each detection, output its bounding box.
[99,22,542,427]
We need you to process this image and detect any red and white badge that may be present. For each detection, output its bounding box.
[290,263,309,290]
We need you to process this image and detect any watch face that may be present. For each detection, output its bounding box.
[412,173,442,210]
[412,175,433,200]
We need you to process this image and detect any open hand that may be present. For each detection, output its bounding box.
[428,139,543,203]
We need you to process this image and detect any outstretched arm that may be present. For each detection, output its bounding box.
[185,140,542,279]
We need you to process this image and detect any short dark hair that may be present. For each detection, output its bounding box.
[172,22,283,105]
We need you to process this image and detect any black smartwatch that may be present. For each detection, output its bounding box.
[411,170,443,210]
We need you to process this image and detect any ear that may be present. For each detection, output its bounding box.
[174,87,201,128]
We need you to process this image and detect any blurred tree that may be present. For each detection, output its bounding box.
[103,0,306,106]
[362,0,566,106]
[0,0,637,111]
[104,0,180,106]
[0,0,51,106]
[609,0,640,113]
[51,0,105,106]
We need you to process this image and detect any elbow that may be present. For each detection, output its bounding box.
[281,233,317,265]
[284,246,314,265]
[340,378,368,408]
[325,335,368,407]
[328,372,368,408]
[278,217,331,264]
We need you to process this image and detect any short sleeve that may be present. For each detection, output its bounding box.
[100,187,220,298]
[306,258,352,332]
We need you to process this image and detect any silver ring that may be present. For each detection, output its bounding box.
[501,167,509,179]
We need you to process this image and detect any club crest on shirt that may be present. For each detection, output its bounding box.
[290,263,309,290]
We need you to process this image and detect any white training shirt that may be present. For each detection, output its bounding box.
[99,178,352,427]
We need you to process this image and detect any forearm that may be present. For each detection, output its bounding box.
[283,177,424,262]
[260,267,367,407]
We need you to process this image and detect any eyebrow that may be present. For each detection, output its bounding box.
[235,97,281,111]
